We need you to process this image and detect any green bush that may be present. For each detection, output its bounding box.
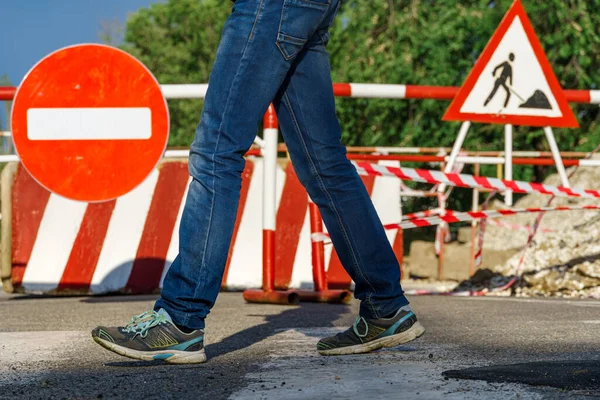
[121,0,599,213]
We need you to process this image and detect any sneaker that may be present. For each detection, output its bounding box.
[91,308,206,364]
[317,306,425,355]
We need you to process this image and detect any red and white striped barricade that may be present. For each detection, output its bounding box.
[4,157,404,295]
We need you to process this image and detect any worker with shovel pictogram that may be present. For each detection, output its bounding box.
[484,53,515,108]
[483,52,552,111]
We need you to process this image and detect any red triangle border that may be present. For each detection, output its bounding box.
[443,0,578,128]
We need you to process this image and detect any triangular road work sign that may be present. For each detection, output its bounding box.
[443,0,578,128]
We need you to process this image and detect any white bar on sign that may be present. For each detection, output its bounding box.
[27,108,151,140]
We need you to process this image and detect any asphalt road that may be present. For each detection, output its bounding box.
[1,291,599,399]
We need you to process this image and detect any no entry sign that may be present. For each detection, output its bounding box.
[11,44,169,202]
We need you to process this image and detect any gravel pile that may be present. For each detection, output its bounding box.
[462,162,600,298]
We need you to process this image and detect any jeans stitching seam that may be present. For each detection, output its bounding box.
[277,0,332,60]
[249,0,265,40]
[281,89,378,310]
[298,0,330,7]
[317,31,327,46]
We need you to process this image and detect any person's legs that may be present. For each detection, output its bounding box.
[156,0,336,330]
[93,0,424,362]
[271,6,424,355]
[272,7,408,321]
[93,0,339,363]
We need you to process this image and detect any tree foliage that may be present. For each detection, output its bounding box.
[121,0,231,146]
[122,0,599,188]
[328,0,599,183]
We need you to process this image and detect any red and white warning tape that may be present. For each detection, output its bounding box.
[486,218,553,233]
[352,161,600,200]
[390,205,600,230]
[311,205,600,243]
[402,209,443,220]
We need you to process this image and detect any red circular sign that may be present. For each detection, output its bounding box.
[11,44,169,202]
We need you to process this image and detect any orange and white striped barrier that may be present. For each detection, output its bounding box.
[329,83,600,104]
[5,159,403,295]
[2,83,599,103]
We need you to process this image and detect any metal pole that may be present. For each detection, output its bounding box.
[244,106,301,304]
[469,163,480,276]
[442,121,471,176]
[1,163,17,292]
[308,198,327,292]
[262,105,278,292]
[543,126,571,188]
[436,121,469,281]
[504,124,513,206]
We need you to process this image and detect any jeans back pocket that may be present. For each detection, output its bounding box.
[276,0,330,61]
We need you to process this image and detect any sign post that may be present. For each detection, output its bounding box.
[440,0,580,273]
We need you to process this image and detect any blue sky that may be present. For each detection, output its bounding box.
[0,0,163,129]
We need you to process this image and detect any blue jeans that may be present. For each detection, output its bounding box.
[155,0,408,329]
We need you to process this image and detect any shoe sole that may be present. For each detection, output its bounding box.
[92,336,207,364]
[318,321,426,356]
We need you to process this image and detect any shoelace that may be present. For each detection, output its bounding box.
[352,316,369,339]
[123,310,167,338]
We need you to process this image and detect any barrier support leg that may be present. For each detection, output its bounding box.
[243,105,299,305]
[544,126,571,188]
[504,124,513,206]
[469,163,480,277]
[436,121,470,281]
[436,193,446,281]
[1,162,17,293]
[441,122,471,180]
[295,199,351,304]
[398,228,405,281]
[437,227,445,281]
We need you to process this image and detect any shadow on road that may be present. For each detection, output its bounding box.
[81,294,160,303]
[444,360,600,396]
[205,303,350,359]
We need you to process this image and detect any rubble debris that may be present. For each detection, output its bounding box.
[468,162,600,297]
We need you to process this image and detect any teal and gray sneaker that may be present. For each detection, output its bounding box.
[317,306,425,355]
[91,308,206,364]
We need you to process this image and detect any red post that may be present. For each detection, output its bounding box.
[0,87,16,101]
[293,197,351,304]
[262,229,275,292]
[262,105,278,292]
[243,105,299,305]
[309,201,327,292]
[397,228,404,279]
[469,163,480,276]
